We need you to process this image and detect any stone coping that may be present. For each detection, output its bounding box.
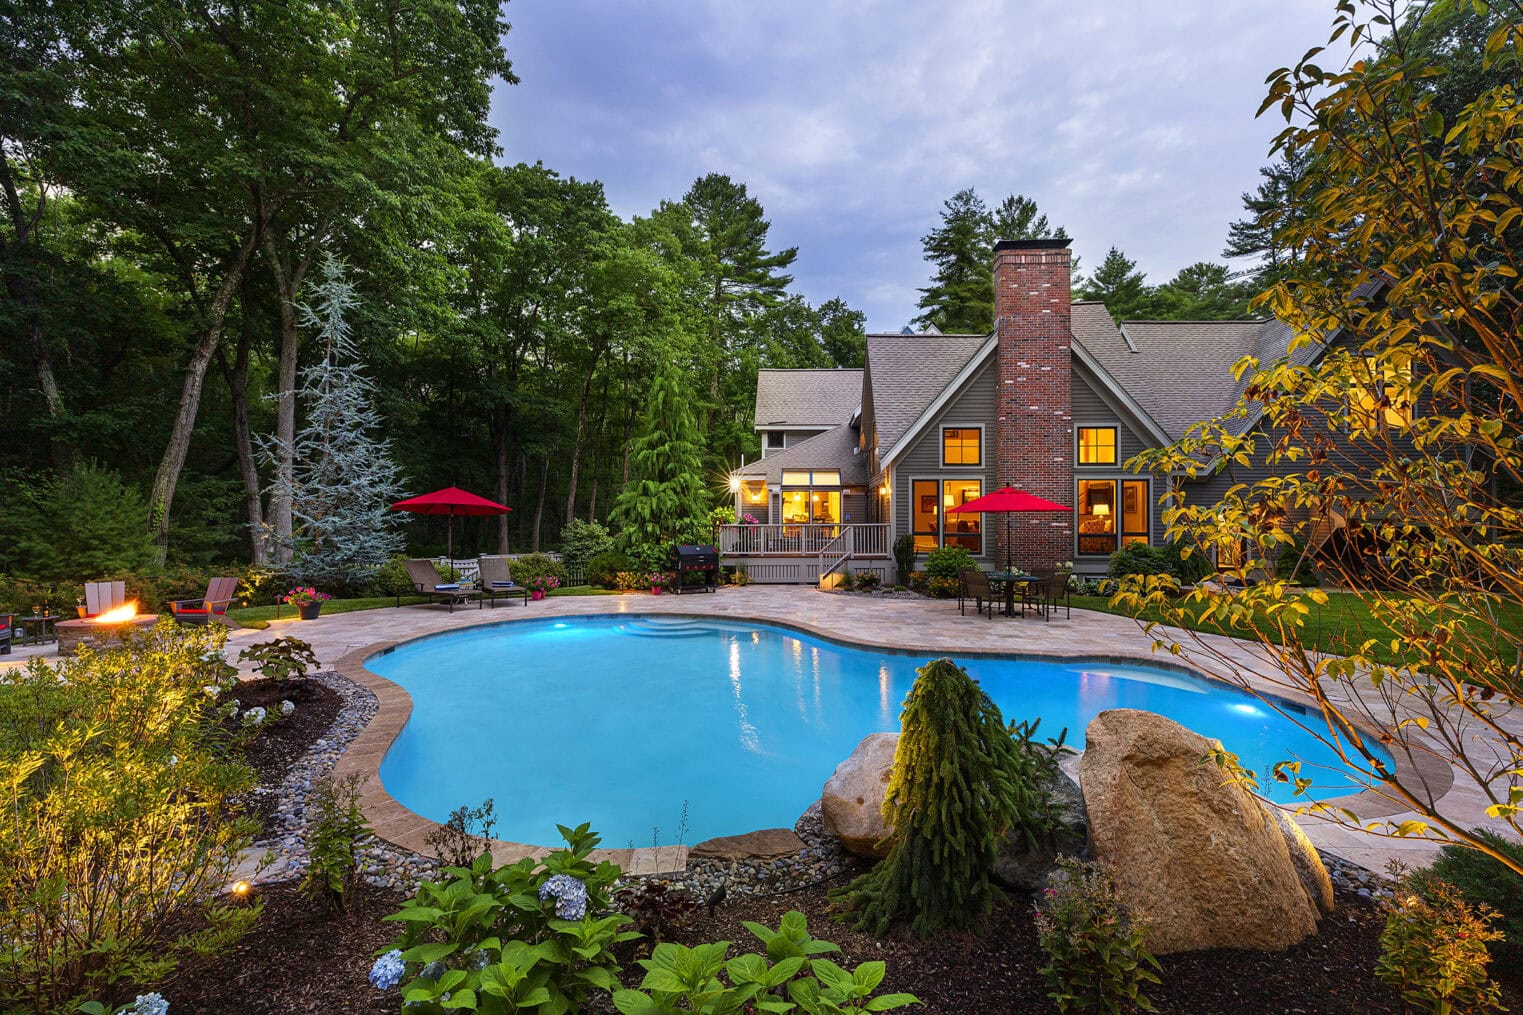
[331,596,1451,871]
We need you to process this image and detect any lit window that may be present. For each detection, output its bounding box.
[781,470,811,486]
[811,470,841,486]
[1078,427,1118,465]
[941,427,981,466]
[1350,355,1413,429]
[912,479,982,554]
[1077,478,1149,555]
[912,480,939,552]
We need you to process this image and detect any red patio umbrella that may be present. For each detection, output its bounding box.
[391,486,512,562]
[946,486,1071,571]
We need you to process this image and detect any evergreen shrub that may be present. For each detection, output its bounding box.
[1106,543,1174,579]
[923,544,976,580]
[586,550,635,589]
[1429,831,1523,954]
[510,553,566,588]
[561,520,615,572]
[830,657,1058,937]
[2,461,155,582]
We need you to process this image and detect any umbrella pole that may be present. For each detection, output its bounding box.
[1006,514,1012,572]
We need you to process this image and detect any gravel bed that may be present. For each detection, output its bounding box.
[669,801,869,903]
[819,588,925,601]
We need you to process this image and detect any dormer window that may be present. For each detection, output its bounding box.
[766,431,785,448]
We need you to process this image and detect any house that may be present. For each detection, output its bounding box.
[723,237,1318,583]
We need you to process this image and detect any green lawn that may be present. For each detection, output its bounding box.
[229,585,627,629]
[1070,590,1523,665]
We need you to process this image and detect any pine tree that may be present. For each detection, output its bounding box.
[263,255,405,588]
[609,366,709,550]
[831,658,1049,937]
[990,193,1069,245]
[1076,247,1156,323]
[1222,154,1309,289]
[1152,261,1253,320]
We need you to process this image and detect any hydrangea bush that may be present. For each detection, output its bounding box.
[379,823,635,1013]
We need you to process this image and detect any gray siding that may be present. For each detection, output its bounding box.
[889,359,999,561]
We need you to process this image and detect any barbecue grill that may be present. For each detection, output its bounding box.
[671,544,719,594]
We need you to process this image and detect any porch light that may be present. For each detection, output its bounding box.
[879,483,889,496]
[728,475,740,492]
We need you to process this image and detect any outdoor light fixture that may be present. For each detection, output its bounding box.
[879,483,889,496]
[230,880,253,904]
[728,475,740,492]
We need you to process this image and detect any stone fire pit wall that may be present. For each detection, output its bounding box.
[56,615,159,656]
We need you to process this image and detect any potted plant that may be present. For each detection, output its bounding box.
[648,571,667,595]
[283,586,332,620]
[527,575,559,601]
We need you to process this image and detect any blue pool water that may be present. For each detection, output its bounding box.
[369,614,1377,847]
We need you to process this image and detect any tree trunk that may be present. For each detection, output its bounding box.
[148,232,259,564]
[561,341,606,527]
[493,401,511,553]
[0,153,66,459]
[530,454,549,551]
[261,232,312,565]
[586,370,610,522]
[219,303,268,565]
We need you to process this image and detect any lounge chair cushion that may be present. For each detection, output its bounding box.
[489,580,516,588]
[433,583,461,591]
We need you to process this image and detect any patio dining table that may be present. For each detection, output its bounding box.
[986,571,1042,617]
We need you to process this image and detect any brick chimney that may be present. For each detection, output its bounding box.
[993,239,1074,572]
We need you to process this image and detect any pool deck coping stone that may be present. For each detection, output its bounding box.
[315,587,1465,875]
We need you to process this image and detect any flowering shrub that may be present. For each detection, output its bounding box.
[1034,856,1161,1015]
[241,705,268,725]
[645,571,668,590]
[926,575,960,599]
[613,571,646,592]
[380,823,635,1013]
[281,586,332,606]
[741,513,760,525]
[0,621,258,1012]
[527,574,561,594]
[1377,865,1504,1014]
[80,992,171,1015]
[852,570,882,591]
[238,636,319,682]
[612,911,919,1014]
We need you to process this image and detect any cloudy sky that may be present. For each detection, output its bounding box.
[489,1,1334,331]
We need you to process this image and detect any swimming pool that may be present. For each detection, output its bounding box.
[368,614,1376,847]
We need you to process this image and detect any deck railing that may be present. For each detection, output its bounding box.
[717,523,891,557]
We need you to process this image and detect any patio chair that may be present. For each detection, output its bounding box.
[0,614,12,655]
[169,576,239,625]
[1038,570,1072,621]
[84,580,128,617]
[403,559,476,613]
[476,555,530,609]
[958,568,995,618]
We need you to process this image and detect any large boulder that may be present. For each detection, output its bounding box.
[1268,805,1336,916]
[1080,709,1325,954]
[994,752,1089,890]
[821,733,899,858]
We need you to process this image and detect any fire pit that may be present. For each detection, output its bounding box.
[55,603,159,656]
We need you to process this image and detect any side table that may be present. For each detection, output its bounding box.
[20,615,57,646]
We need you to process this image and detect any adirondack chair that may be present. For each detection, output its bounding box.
[169,577,239,624]
[84,581,128,617]
[0,614,13,654]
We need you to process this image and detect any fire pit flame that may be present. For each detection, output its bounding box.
[90,602,140,624]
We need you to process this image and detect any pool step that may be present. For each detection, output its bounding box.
[620,617,713,639]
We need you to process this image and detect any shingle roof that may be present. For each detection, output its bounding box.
[753,369,864,428]
[1069,303,1297,441]
[736,422,869,485]
[864,333,989,453]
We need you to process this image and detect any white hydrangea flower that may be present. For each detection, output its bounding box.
[129,993,170,1015]
[202,684,222,697]
[242,706,267,725]
[280,699,296,716]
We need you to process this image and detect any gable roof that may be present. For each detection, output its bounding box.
[864,333,989,455]
[736,421,869,485]
[753,368,863,428]
[1069,302,1298,441]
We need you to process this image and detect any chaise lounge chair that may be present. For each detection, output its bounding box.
[403,559,476,613]
[169,576,239,625]
[476,556,530,608]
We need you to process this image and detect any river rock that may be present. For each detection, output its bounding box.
[821,733,899,858]
[1080,708,1322,954]
[690,828,805,862]
[994,751,1088,890]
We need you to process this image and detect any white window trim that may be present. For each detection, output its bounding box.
[908,475,986,556]
[939,423,985,469]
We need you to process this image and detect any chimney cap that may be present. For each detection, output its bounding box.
[993,238,1072,251]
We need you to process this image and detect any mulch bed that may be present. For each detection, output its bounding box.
[223,676,341,830]
[167,874,1523,1014]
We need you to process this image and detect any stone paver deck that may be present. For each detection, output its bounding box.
[10,586,1510,873]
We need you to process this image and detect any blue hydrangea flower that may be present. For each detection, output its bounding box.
[369,949,406,990]
[468,949,492,970]
[419,960,446,981]
[129,993,170,1015]
[538,873,588,920]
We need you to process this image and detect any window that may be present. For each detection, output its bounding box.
[911,478,982,553]
[1078,427,1118,465]
[740,480,767,507]
[1350,355,1413,429]
[941,427,982,466]
[766,431,785,448]
[781,470,811,486]
[781,489,840,525]
[1077,479,1149,554]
